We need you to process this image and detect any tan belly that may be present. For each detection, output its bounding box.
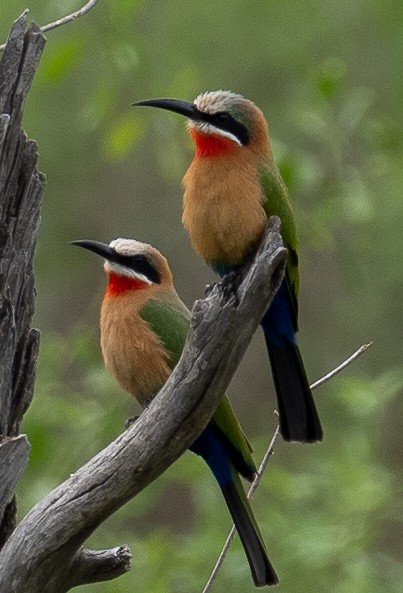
[100,299,171,405]
[182,158,266,265]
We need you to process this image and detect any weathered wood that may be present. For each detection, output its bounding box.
[70,546,133,587]
[0,12,45,433]
[0,436,30,517]
[0,218,286,592]
[0,12,46,547]
[0,435,30,547]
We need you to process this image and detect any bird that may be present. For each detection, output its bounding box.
[133,91,323,444]
[71,237,278,587]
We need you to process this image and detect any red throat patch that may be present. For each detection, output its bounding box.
[190,129,238,158]
[105,272,148,297]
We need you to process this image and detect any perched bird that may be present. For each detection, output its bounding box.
[71,237,278,587]
[133,91,323,444]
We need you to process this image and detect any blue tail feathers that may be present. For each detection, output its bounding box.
[261,279,323,443]
[190,425,278,586]
[190,425,233,487]
[214,261,323,443]
[261,280,296,347]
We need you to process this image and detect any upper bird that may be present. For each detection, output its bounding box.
[71,237,278,587]
[133,90,323,443]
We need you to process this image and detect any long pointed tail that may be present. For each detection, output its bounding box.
[261,280,323,443]
[221,474,278,587]
[266,340,323,443]
[191,426,278,586]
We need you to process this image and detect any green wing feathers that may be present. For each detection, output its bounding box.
[140,291,256,480]
[140,292,191,368]
[259,164,299,281]
[259,163,300,324]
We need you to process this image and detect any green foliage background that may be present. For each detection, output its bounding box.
[1,1,402,591]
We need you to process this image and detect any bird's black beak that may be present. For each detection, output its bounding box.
[132,98,204,122]
[70,240,116,262]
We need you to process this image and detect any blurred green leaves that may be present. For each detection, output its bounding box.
[314,58,348,99]
[103,113,145,160]
[39,36,85,84]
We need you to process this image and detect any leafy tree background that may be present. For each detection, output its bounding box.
[1,1,402,591]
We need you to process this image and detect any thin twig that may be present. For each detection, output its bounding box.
[310,342,373,390]
[0,0,100,52]
[41,0,100,33]
[201,341,373,593]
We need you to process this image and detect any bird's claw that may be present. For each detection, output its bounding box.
[220,270,242,304]
[204,282,216,297]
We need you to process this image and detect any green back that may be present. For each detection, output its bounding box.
[259,162,299,327]
[140,291,190,368]
[140,291,256,478]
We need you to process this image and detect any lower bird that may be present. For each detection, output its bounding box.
[71,237,278,587]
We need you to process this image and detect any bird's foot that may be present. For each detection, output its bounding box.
[220,270,242,304]
[204,282,216,297]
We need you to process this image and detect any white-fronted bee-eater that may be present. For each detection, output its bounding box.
[71,237,278,587]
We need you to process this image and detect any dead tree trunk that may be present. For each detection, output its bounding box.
[0,13,46,546]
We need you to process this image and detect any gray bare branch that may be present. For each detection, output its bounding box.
[0,218,286,592]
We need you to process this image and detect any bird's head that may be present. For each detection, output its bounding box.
[134,90,270,157]
[71,238,173,297]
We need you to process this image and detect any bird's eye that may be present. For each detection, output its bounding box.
[215,112,231,123]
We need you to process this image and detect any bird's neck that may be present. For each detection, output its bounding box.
[190,129,239,158]
[105,272,148,297]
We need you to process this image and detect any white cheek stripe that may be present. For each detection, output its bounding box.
[104,261,153,285]
[189,121,242,146]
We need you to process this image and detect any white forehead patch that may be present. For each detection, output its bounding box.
[193,90,245,114]
[109,238,151,257]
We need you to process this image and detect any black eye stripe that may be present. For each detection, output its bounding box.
[201,111,250,145]
[113,253,161,284]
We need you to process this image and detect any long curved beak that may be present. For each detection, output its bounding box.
[132,98,203,122]
[70,239,116,262]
